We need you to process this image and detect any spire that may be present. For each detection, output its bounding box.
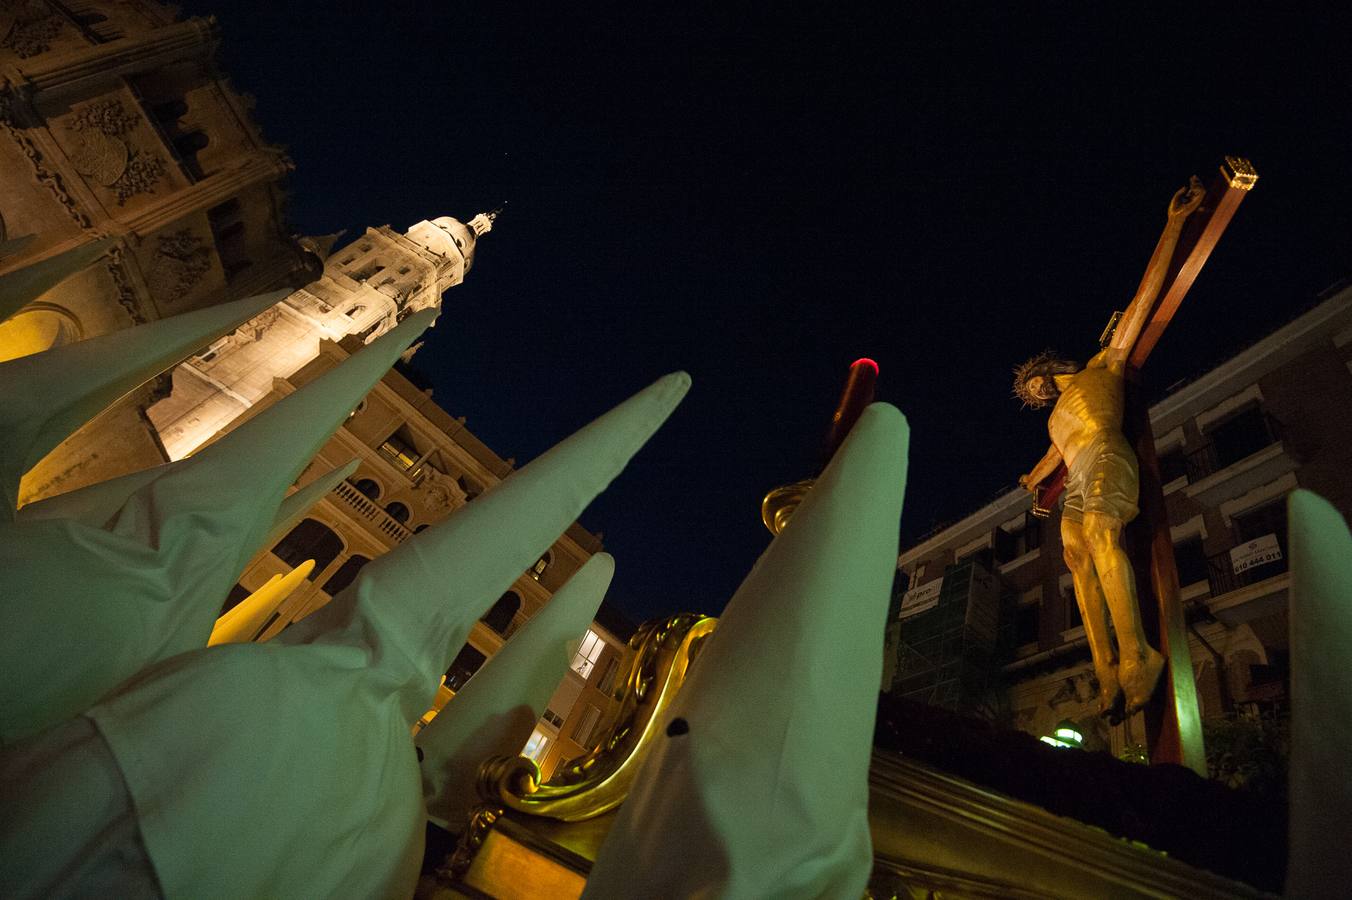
[0,287,290,515]
[0,312,434,744]
[417,552,615,829]
[583,403,909,899]
[1285,489,1352,897]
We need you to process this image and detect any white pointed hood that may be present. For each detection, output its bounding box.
[75,373,688,899]
[0,287,289,514]
[584,402,908,900]
[417,552,616,828]
[0,313,432,745]
[281,371,689,722]
[0,237,111,324]
[1285,489,1352,898]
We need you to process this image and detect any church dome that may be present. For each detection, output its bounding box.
[404,213,494,271]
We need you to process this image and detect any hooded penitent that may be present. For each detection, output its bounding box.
[417,551,617,829]
[1285,489,1352,899]
[583,402,908,900]
[0,307,432,744]
[0,372,687,898]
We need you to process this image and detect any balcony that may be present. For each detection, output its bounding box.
[330,479,413,544]
[1204,549,1289,625]
[1184,414,1297,507]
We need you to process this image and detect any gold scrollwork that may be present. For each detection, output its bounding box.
[472,612,718,826]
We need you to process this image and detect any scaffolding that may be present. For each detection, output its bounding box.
[890,557,1002,714]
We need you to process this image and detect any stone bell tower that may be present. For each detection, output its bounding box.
[147,211,497,460]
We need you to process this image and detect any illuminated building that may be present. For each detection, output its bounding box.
[1,1,319,502]
[890,283,1352,755]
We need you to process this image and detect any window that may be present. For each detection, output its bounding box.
[378,428,421,474]
[542,709,565,728]
[271,519,343,578]
[530,553,551,580]
[353,478,380,500]
[522,728,551,762]
[1209,405,1277,470]
[1232,498,1289,576]
[597,657,621,695]
[207,200,249,281]
[572,703,603,748]
[1015,603,1041,648]
[482,591,521,636]
[397,266,411,275]
[995,513,1042,564]
[1158,446,1188,485]
[1173,536,1209,588]
[322,555,370,596]
[385,501,410,524]
[570,629,605,679]
[444,644,486,691]
[220,582,251,616]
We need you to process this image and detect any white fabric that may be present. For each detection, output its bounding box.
[0,313,432,745]
[75,372,687,897]
[1286,489,1352,899]
[0,237,110,325]
[584,403,908,900]
[418,552,615,829]
[0,288,289,514]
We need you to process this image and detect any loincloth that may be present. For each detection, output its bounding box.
[1062,433,1139,523]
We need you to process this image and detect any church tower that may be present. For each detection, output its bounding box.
[148,212,497,459]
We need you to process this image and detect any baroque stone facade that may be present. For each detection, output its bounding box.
[1,0,316,503]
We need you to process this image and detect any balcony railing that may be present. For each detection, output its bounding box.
[1186,413,1283,484]
[1206,548,1289,598]
[331,480,413,544]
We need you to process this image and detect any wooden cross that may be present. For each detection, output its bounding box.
[1034,157,1257,773]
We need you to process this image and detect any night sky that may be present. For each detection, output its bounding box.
[183,3,1350,624]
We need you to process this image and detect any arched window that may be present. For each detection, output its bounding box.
[271,518,343,578]
[457,475,482,501]
[322,555,370,596]
[444,644,486,691]
[385,501,410,524]
[353,478,381,500]
[414,524,429,533]
[482,591,520,636]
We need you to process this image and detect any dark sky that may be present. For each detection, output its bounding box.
[184,2,1350,624]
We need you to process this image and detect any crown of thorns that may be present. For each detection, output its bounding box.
[1012,351,1078,409]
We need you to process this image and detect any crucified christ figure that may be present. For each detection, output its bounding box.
[1015,176,1205,720]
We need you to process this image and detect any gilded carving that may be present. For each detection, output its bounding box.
[67,99,168,204]
[0,3,64,59]
[147,229,212,303]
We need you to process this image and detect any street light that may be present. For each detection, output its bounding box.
[1040,719,1084,749]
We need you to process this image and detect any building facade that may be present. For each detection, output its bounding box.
[524,613,632,782]
[888,284,1352,759]
[2,0,318,502]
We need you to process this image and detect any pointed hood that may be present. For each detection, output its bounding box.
[0,237,111,324]
[60,374,686,898]
[417,553,615,828]
[1286,489,1352,898]
[17,457,359,551]
[0,287,290,514]
[0,313,432,744]
[584,403,908,900]
[281,371,690,722]
[209,559,316,647]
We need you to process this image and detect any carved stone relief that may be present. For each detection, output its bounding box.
[0,3,65,59]
[146,228,211,303]
[67,99,167,205]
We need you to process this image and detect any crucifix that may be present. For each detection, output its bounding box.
[1015,157,1257,773]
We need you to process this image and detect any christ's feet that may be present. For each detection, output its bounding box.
[1094,663,1122,720]
[1121,648,1165,715]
